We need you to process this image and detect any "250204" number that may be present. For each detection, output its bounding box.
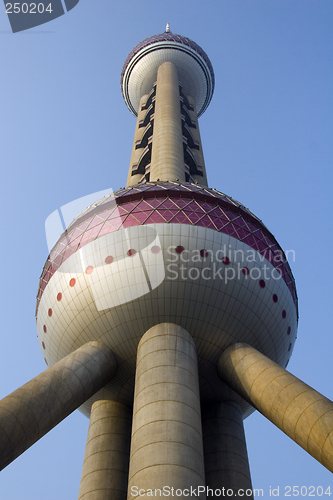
[6,3,53,14]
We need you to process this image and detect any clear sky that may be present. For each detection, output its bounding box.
[0,1,332,498]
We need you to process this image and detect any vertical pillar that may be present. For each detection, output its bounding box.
[150,63,185,182]
[127,94,149,187]
[78,400,132,500]
[218,343,333,473]
[128,323,206,499]
[187,95,208,186]
[202,402,253,498]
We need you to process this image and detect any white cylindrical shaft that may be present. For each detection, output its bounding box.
[150,63,185,182]
[128,323,206,499]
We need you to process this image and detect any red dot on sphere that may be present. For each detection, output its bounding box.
[222,256,230,265]
[70,278,76,287]
[48,308,52,317]
[43,325,47,333]
[151,245,160,254]
[57,293,62,301]
[259,280,266,288]
[242,267,249,276]
[200,249,208,258]
[86,266,94,274]
[282,310,287,318]
[42,341,46,349]
[273,294,278,302]
[175,246,184,254]
[287,326,291,335]
[105,256,114,264]
[127,249,136,257]
[288,343,292,351]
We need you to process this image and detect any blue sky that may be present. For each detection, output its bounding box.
[0,1,332,498]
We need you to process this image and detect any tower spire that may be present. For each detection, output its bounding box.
[165,22,170,32]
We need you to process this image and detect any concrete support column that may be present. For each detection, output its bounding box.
[202,402,253,498]
[150,63,185,182]
[128,323,206,499]
[218,343,333,473]
[127,93,149,187]
[0,341,117,471]
[187,95,208,186]
[78,400,132,500]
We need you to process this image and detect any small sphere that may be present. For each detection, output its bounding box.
[121,31,215,117]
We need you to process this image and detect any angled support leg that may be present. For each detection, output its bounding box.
[0,341,117,470]
[218,343,333,473]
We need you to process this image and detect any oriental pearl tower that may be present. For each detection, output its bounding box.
[1,25,333,500]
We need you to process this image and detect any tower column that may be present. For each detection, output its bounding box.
[127,93,149,187]
[150,62,185,182]
[218,343,333,473]
[202,402,253,498]
[78,400,132,500]
[187,95,208,186]
[127,323,206,499]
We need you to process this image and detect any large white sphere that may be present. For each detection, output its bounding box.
[36,182,298,417]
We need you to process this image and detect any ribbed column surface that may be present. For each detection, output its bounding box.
[218,343,333,473]
[127,323,206,499]
[0,341,117,470]
[150,62,185,182]
[187,95,208,187]
[202,402,253,498]
[127,93,149,187]
[78,400,132,500]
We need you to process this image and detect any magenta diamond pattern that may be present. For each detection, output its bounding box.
[36,182,297,316]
